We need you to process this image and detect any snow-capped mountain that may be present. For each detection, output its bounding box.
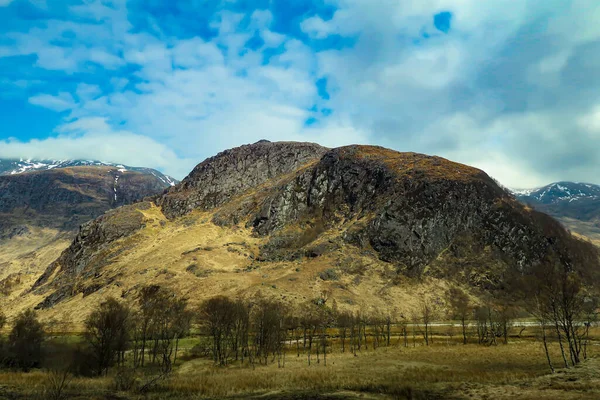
[512,182,600,205]
[0,159,178,186]
[512,182,600,242]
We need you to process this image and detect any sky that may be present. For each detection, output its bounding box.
[1,0,599,188]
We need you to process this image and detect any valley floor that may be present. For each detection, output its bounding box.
[0,338,598,399]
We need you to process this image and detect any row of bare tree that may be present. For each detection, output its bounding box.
[82,285,192,377]
[526,261,598,372]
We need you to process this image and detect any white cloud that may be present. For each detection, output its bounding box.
[0,0,13,7]
[4,0,600,187]
[0,118,195,178]
[577,105,600,135]
[250,9,273,29]
[301,16,334,39]
[28,92,76,112]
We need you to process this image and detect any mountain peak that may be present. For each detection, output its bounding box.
[157,140,329,218]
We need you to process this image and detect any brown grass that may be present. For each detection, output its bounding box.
[0,339,597,399]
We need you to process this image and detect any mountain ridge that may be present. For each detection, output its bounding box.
[0,158,178,187]
[22,141,599,320]
[512,181,600,243]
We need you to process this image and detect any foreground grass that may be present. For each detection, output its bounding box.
[0,338,598,400]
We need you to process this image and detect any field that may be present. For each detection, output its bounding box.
[0,326,598,400]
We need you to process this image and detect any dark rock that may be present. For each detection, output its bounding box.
[156,140,328,218]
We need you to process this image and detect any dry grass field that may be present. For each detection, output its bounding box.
[0,327,598,400]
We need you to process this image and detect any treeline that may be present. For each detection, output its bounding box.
[0,266,596,379]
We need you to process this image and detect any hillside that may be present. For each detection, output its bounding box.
[0,165,174,310]
[0,158,177,186]
[15,140,598,324]
[514,182,600,244]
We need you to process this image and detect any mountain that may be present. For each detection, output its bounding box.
[513,182,600,244]
[0,158,177,187]
[16,141,597,322]
[0,162,176,311]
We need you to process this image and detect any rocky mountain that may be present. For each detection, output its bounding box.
[0,158,177,187]
[0,163,175,310]
[513,182,600,243]
[22,141,598,321]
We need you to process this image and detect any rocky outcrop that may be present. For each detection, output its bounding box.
[156,140,328,218]
[245,146,596,275]
[32,202,151,307]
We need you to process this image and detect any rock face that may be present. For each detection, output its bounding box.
[245,146,595,274]
[33,202,152,307]
[31,141,600,309]
[157,140,328,218]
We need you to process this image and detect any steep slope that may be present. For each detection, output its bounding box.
[0,165,173,305]
[514,182,600,244]
[21,141,600,322]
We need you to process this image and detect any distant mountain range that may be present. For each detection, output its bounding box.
[512,182,600,243]
[0,159,178,187]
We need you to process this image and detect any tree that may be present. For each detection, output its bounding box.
[133,285,191,372]
[447,287,470,344]
[417,298,437,346]
[252,298,288,366]
[84,297,131,376]
[199,296,237,365]
[7,309,45,371]
[527,259,590,367]
[336,311,352,353]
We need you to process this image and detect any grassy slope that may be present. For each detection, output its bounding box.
[7,202,458,326]
[0,228,71,306]
[558,217,600,246]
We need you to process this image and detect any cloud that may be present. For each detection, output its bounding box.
[2,0,600,188]
[28,92,76,112]
[0,117,196,178]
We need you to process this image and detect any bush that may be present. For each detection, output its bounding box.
[70,347,96,377]
[44,367,72,400]
[319,268,339,281]
[113,366,139,392]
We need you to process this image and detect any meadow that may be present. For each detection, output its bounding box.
[0,324,598,400]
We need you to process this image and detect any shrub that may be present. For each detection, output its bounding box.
[319,268,339,281]
[113,366,139,392]
[44,367,72,400]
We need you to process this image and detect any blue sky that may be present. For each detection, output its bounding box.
[1,0,600,187]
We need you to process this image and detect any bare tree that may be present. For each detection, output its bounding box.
[336,311,352,353]
[417,298,436,346]
[199,296,237,365]
[447,287,470,344]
